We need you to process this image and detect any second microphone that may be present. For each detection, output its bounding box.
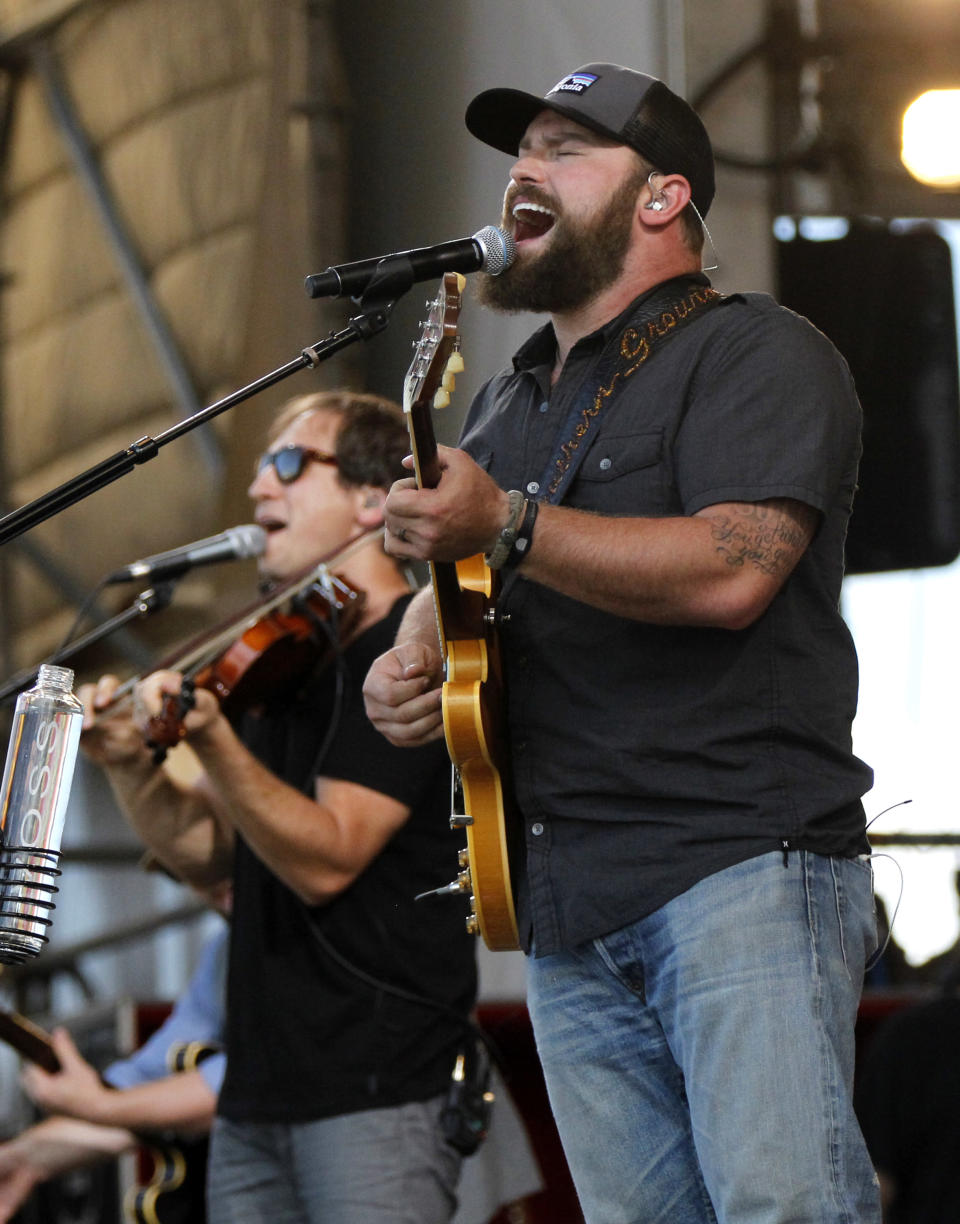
[106,525,267,585]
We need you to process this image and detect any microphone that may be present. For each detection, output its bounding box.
[106,524,267,585]
[304,226,516,300]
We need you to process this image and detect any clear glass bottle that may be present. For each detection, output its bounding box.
[0,664,83,963]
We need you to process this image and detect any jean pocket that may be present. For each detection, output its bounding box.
[832,854,879,976]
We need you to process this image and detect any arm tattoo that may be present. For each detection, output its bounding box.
[707,503,810,578]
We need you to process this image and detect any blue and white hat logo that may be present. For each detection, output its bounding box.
[550,71,599,96]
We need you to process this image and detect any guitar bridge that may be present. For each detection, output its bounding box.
[448,770,479,936]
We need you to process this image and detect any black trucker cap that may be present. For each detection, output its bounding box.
[465,62,716,218]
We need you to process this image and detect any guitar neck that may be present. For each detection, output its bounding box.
[408,396,443,492]
[403,272,490,647]
[0,1008,61,1072]
[408,408,486,643]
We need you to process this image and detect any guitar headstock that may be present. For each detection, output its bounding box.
[403,272,465,419]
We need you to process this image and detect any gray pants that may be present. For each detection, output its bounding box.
[206,1095,462,1224]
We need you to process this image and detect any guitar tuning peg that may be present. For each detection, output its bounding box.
[442,370,456,391]
[447,352,465,374]
[433,388,450,410]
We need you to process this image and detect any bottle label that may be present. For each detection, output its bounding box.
[20,717,61,847]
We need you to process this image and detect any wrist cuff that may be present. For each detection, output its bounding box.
[484,490,525,570]
[503,497,539,570]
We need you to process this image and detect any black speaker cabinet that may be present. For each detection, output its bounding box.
[777,219,960,574]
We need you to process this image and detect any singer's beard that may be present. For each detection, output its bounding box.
[475,169,645,316]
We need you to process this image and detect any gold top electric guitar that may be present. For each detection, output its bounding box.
[402,273,520,951]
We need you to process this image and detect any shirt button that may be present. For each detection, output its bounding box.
[539,401,549,414]
[599,457,612,471]
[531,822,544,836]
[526,480,540,495]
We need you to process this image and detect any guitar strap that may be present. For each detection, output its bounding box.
[537,277,724,506]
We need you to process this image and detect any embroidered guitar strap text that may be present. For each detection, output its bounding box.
[539,280,724,505]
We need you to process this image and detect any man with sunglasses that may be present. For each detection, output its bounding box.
[364,64,880,1223]
[78,390,477,1224]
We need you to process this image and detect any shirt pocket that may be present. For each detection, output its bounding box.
[569,429,666,514]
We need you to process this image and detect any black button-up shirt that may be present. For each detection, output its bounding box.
[460,283,873,955]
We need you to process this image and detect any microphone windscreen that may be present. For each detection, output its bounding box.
[228,524,268,559]
[474,226,516,276]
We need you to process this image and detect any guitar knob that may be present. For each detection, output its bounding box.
[458,848,470,868]
[465,913,480,937]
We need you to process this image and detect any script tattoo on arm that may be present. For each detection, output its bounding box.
[705,500,816,578]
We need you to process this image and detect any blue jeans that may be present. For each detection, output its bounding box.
[526,850,881,1224]
[207,1095,461,1223]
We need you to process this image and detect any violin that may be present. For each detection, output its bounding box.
[144,572,365,756]
[100,531,377,758]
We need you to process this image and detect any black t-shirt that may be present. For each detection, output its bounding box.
[460,280,873,954]
[217,593,477,1123]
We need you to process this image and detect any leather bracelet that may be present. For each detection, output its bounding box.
[484,490,526,570]
[503,497,539,570]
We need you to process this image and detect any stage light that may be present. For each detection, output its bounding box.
[761,0,960,217]
[901,90,960,188]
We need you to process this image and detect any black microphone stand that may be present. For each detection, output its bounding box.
[0,582,176,705]
[0,280,413,547]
